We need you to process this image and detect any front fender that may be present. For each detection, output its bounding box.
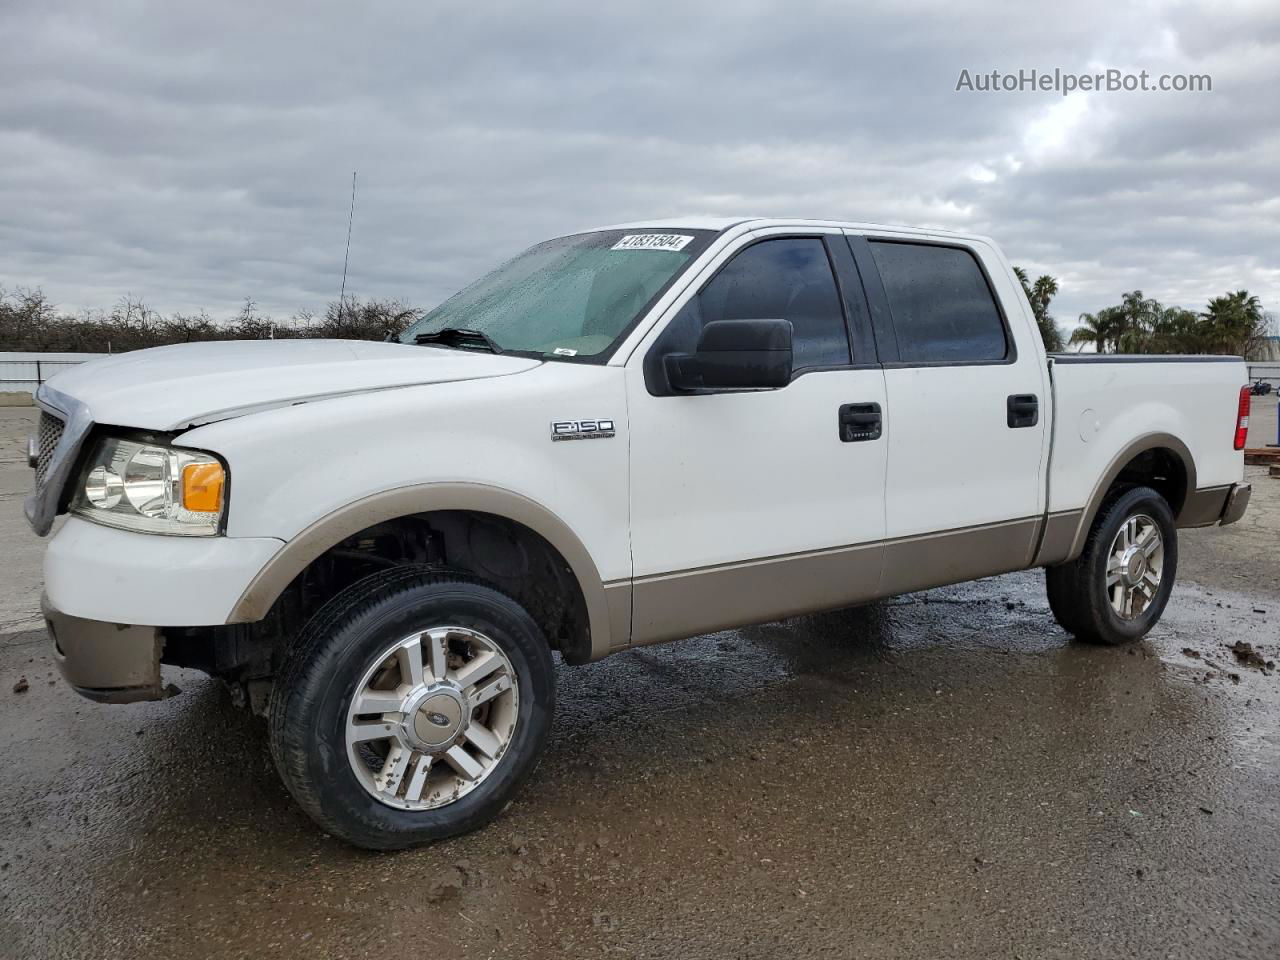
[228,482,629,661]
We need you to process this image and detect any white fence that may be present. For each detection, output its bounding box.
[1247,362,1280,386]
[0,352,106,397]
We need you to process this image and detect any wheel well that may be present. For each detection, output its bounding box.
[290,510,590,658]
[1112,447,1189,516]
[163,510,591,696]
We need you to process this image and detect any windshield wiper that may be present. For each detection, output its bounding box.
[413,327,503,354]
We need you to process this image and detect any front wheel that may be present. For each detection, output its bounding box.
[269,568,555,850]
[1045,485,1178,645]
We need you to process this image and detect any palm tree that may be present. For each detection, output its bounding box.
[1109,291,1161,353]
[1070,310,1113,352]
[1070,289,1264,355]
[1203,290,1265,356]
[1014,267,1064,351]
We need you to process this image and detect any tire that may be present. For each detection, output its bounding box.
[1044,564,1084,637]
[269,567,555,850]
[1043,485,1178,646]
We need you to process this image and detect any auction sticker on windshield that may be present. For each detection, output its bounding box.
[611,234,694,251]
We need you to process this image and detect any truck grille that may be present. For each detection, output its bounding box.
[34,411,66,489]
[26,389,92,537]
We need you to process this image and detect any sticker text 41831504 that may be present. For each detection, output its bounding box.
[610,234,693,252]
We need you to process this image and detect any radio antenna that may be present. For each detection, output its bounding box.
[339,170,357,315]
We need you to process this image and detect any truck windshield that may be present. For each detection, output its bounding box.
[402,229,715,360]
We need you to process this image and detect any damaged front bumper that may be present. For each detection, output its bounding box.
[44,595,170,704]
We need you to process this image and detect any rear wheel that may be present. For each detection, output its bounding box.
[1044,485,1178,646]
[269,568,555,850]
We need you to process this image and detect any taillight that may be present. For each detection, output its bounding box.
[1234,385,1250,450]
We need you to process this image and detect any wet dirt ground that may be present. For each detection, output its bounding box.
[2,406,1278,959]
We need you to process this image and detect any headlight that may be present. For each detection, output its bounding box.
[71,437,226,536]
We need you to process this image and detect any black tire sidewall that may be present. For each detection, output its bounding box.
[273,577,555,849]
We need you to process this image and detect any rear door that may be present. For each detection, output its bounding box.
[625,228,888,644]
[847,233,1049,592]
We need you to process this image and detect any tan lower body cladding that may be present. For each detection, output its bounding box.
[628,477,1239,648]
[629,516,1044,647]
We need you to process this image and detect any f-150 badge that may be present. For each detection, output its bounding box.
[551,419,615,441]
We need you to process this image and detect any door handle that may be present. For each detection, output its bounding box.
[839,402,882,442]
[1007,394,1039,428]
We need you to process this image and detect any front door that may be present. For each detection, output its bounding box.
[625,230,888,645]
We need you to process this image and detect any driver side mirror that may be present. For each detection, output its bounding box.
[665,318,794,392]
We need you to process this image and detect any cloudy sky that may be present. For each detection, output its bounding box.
[1,0,1277,332]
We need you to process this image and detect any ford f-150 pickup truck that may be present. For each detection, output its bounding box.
[26,217,1252,848]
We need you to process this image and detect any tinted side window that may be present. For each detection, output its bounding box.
[673,238,851,370]
[868,242,1007,363]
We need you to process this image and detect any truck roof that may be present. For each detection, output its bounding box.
[587,216,991,244]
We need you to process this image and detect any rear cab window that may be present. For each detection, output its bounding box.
[868,241,1008,364]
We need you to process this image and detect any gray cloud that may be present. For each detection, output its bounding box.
[1,0,1277,331]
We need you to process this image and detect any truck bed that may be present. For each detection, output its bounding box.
[1045,353,1246,553]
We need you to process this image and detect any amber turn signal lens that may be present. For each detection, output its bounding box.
[181,462,225,513]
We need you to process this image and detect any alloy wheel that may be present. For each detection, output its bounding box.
[1105,514,1164,620]
[344,626,519,810]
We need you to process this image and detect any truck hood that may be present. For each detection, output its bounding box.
[41,339,542,430]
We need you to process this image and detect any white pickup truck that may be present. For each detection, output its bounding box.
[27,217,1251,848]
